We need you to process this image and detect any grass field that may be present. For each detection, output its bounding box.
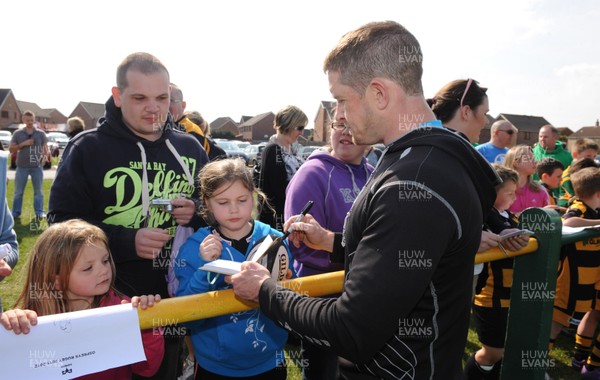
[0,177,584,379]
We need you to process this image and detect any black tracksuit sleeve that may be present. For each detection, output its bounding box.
[258,182,458,363]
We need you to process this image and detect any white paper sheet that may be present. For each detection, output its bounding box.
[562,225,600,235]
[0,303,146,379]
[199,235,274,275]
[199,259,243,275]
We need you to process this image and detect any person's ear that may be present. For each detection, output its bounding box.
[368,79,389,110]
[111,86,122,107]
[540,173,549,182]
[460,104,472,120]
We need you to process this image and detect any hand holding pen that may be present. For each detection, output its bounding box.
[252,201,315,264]
[282,202,337,252]
[282,201,314,239]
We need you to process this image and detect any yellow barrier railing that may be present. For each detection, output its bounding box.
[139,270,344,329]
[474,237,538,264]
[139,238,540,329]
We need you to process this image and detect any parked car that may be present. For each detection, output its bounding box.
[254,143,268,166]
[245,145,260,166]
[46,131,70,149]
[214,140,249,164]
[245,143,268,166]
[0,130,12,149]
[299,145,321,160]
[234,141,251,151]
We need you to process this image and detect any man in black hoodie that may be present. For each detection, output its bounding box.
[230,21,500,379]
[48,52,208,380]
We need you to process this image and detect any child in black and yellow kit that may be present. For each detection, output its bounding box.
[465,164,523,380]
[558,138,598,208]
[549,167,600,378]
[536,157,565,212]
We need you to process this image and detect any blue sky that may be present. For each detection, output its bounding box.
[3,0,599,130]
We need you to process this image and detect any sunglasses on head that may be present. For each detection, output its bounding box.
[459,78,473,109]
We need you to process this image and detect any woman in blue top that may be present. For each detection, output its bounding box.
[175,158,294,379]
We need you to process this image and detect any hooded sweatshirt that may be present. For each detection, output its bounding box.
[175,221,293,377]
[533,141,573,173]
[258,126,500,379]
[284,151,373,276]
[49,97,208,297]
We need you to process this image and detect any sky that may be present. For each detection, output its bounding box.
[2,0,599,131]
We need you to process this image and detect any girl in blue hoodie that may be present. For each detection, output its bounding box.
[175,158,294,379]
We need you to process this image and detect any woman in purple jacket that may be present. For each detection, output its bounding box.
[284,119,373,380]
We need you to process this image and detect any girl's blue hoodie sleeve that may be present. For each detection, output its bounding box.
[174,229,225,328]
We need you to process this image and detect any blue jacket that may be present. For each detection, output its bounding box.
[0,151,18,282]
[175,220,294,376]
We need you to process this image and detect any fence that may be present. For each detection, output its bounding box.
[136,207,599,379]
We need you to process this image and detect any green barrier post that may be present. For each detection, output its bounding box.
[501,208,562,379]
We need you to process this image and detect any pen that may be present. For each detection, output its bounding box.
[252,200,314,266]
[284,200,314,238]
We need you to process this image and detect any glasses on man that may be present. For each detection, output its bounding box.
[296,125,306,131]
[499,129,515,135]
[170,99,183,104]
[459,78,473,108]
[330,121,347,131]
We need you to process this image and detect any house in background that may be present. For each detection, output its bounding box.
[313,101,336,143]
[0,89,21,129]
[47,108,68,125]
[566,121,600,152]
[493,113,552,146]
[238,112,274,142]
[210,117,239,137]
[557,127,574,139]
[70,101,105,130]
[239,115,253,124]
[475,115,496,144]
[16,100,66,131]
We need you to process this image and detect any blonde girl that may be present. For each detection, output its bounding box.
[503,145,550,214]
[175,158,294,380]
[0,219,164,379]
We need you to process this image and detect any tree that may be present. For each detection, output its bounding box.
[211,130,236,139]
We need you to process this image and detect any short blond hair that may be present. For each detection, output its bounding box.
[67,116,85,131]
[274,105,307,134]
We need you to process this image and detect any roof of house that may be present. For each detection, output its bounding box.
[568,126,600,139]
[238,112,274,128]
[315,100,336,122]
[496,113,551,132]
[240,115,253,124]
[76,101,106,119]
[45,108,67,123]
[16,100,53,118]
[556,127,574,136]
[210,116,238,130]
[0,89,11,107]
[481,114,496,130]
